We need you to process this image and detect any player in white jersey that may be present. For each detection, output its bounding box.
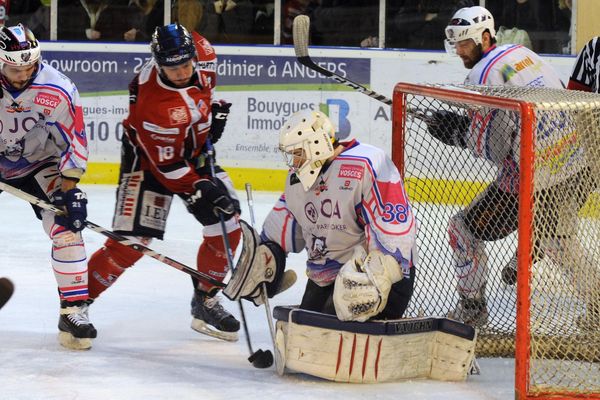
[0,24,96,349]
[426,6,597,327]
[227,110,417,322]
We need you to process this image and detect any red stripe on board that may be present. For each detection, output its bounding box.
[349,334,357,377]
[336,334,343,375]
[375,338,382,381]
[362,335,370,378]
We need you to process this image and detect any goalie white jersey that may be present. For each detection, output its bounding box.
[0,63,88,180]
[262,140,417,287]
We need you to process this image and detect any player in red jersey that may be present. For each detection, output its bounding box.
[87,23,242,341]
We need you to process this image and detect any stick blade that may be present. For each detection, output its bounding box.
[292,15,310,57]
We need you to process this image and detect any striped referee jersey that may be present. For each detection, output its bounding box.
[568,36,600,92]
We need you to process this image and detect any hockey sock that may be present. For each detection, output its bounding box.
[88,238,144,298]
[49,225,89,302]
[196,228,241,292]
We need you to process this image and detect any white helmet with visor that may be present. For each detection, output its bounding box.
[0,24,41,67]
[444,6,495,54]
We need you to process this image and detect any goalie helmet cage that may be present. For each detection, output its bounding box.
[392,83,600,400]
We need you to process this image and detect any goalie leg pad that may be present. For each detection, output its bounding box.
[274,306,477,383]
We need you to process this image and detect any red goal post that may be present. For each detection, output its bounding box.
[392,83,600,400]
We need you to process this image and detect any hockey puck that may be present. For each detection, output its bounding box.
[248,349,274,369]
[0,277,15,310]
[501,264,517,286]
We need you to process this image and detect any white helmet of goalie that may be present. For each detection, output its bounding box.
[279,109,336,191]
[444,6,495,54]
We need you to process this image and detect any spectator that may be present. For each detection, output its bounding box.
[386,0,474,50]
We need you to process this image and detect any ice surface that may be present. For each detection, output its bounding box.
[0,185,514,400]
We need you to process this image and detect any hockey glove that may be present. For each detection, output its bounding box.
[54,188,88,232]
[209,100,232,144]
[333,248,403,322]
[426,110,469,148]
[186,178,235,217]
[224,220,293,305]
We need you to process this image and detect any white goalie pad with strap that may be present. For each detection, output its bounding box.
[223,219,292,303]
[273,306,477,383]
[333,247,404,322]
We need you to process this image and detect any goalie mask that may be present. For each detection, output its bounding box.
[444,6,495,54]
[0,24,41,67]
[279,110,336,191]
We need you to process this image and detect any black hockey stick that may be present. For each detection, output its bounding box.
[0,277,14,310]
[292,15,392,106]
[0,181,225,288]
[205,140,273,369]
[244,182,282,372]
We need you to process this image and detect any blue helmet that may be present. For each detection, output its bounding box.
[150,23,196,67]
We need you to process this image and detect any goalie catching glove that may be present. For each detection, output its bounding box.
[333,247,403,322]
[223,220,296,305]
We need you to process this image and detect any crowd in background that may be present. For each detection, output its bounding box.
[1,0,573,54]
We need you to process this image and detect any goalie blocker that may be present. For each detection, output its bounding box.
[224,220,296,305]
[273,306,477,383]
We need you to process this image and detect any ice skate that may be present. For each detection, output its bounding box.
[58,300,97,350]
[448,296,489,328]
[191,291,240,342]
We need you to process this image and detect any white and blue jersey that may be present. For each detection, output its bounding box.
[463,44,570,192]
[465,44,564,87]
[0,63,88,181]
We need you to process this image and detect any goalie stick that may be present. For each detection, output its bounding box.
[0,181,225,289]
[244,182,281,371]
[292,15,392,106]
[0,277,14,310]
[205,140,273,369]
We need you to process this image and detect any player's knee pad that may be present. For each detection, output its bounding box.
[50,227,87,274]
[103,237,147,267]
[87,237,148,298]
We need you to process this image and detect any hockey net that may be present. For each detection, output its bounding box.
[392,83,600,399]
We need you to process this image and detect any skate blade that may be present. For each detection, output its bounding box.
[191,319,239,342]
[58,331,93,350]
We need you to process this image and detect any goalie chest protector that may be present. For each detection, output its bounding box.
[273,306,477,383]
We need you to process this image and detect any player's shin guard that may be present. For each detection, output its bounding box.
[195,226,241,293]
[448,213,489,299]
[47,223,89,302]
[88,238,145,299]
[191,225,241,341]
[447,214,489,326]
